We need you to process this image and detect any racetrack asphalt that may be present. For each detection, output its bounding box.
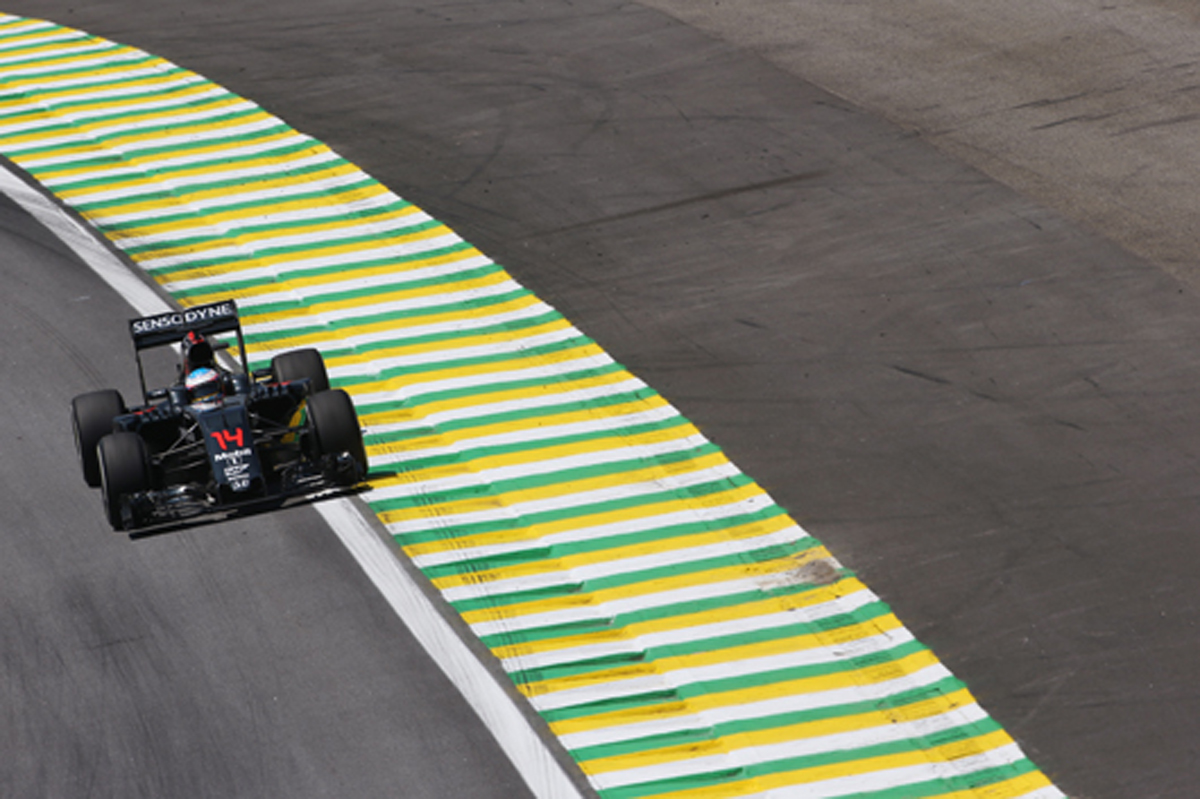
[3,2,1199,797]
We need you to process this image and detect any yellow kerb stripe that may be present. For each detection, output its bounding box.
[348,340,608,399]
[0,19,62,39]
[432,512,794,593]
[579,686,978,774]
[138,201,422,261]
[0,30,100,62]
[182,240,476,305]
[7,82,217,131]
[102,181,394,241]
[641,729,1017,799]
[408,479,768,559]
[0,41,120,74]
[493,578,864,662]
[404,479,764,560]
[358,367,639,429]
[328,316,573,368]
[378,448,730,528]
[0,69,204,112]
[79,158,358,227]
[516,613,906,699]
[547,638,931,736]
[153,219,450,280]
[44,129,321,185]
[375,393,672,461]
[0,89,248,149]
[225,270,516,336]
[460,544,835,629]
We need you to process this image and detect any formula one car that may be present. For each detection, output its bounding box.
[71,300,367,531]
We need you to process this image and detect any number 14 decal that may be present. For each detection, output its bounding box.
[210,428,245,450]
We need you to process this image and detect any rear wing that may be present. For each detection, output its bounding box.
[129,299,243,350]
[128,299,251,401]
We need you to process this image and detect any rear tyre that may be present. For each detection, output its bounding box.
[306,389,367,485]
[98,432,149,531]
[72,389,125,488]
[271,348,329,394]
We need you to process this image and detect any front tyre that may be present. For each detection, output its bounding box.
[306,389,367,486]
[72,389,126,488]
[97,432,149,531]
[271,349,329,394]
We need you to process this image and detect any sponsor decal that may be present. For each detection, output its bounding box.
[130,301,237,336]
[131,312,184,335]
[184,301,236,325]
[213,446,252,463]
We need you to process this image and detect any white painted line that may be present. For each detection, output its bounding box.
[317,498,588,799]
[0,161,588,799]
[0,165,169,316]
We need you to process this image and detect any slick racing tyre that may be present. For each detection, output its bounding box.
[72,389,126,488]
[306,389,367,485]
[271,348,329,394]
[97,432,150,531]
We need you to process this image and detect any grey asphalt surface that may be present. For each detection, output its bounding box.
[2,2,1199,798]
[0,198,531,796]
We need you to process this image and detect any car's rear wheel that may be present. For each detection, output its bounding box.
[72,389,126,488]
[98,432,149,531]
[306,389,367,485]
[271,348,329,394]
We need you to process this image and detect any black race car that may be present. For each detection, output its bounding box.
[71,299,368,531]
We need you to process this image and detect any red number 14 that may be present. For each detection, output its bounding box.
[210,428,245,450]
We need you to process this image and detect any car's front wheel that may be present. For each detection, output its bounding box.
[271,348,330,394]
[97,432,149,531]
[306,389,367,485]
[72,389,126,488]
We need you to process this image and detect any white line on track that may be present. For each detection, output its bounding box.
[0,162,588,799]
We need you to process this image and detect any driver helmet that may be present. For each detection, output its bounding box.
[186,367,223,409]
